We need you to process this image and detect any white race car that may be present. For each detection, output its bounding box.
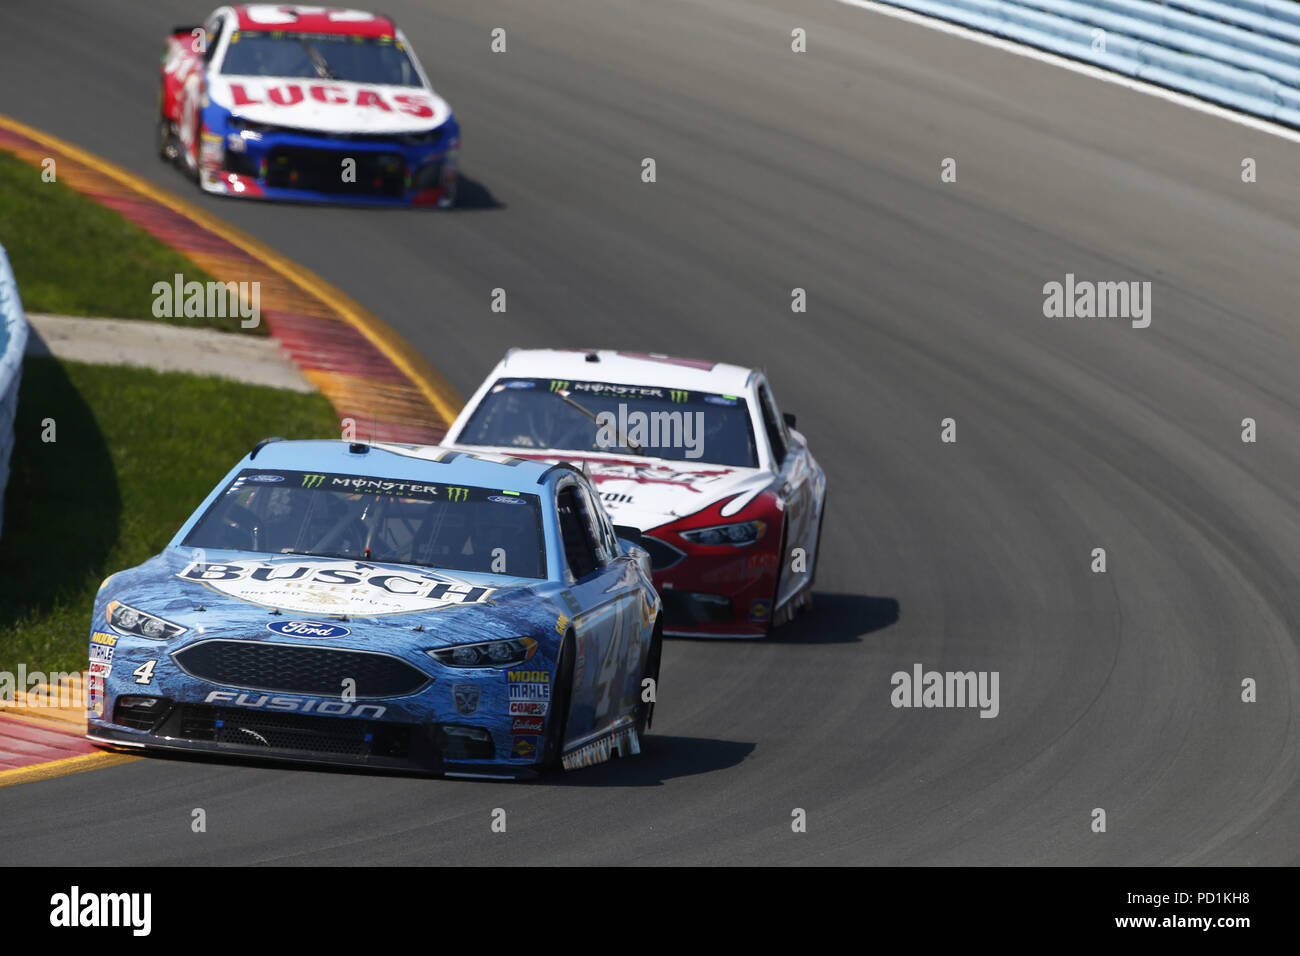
[444,349,827,637]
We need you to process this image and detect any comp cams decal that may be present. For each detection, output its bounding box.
[178,558,496,615]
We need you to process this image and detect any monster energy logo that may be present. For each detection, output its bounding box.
[549,380,570,392]
[302,474,326,488]
[669,390,689,403]
[446,486,469,502]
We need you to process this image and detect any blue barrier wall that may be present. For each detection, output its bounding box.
[0,243,28,541]
[873,0,1300,127]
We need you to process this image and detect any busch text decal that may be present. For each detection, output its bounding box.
[178,558,496,615]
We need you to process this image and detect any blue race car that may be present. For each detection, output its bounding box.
[159,5,459,206]
[86,439,663,779]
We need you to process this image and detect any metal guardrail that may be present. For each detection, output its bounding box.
[874,0,1300,127]
[0,243,29,541]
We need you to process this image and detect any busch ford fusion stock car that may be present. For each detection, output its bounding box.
[444,350,828,638]
[159,5,458,205]
[86,440,662,778]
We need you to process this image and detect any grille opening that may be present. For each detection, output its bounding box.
[113,696,172,731]
[173,704,414,759]
[661,590,733,627]
[172,641,431,697]
[640,535,686,570]
[265,147,405,196]
[437,725,495,761]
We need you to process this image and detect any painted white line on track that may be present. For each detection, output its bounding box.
[836,0,1300,145]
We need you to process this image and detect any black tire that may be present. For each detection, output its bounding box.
[540,633,575,772]
[156,86,177,163]
[807,495,826,591]
[762,521,788,638]
[634,618,663,736]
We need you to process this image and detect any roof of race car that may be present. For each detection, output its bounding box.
[238,439,555,492]
[490,348,756,395]
[231,5,398,38]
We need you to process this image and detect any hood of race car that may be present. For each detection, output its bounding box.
[555,454,774,531]
[96,549,566,652]
[210,76,453,135]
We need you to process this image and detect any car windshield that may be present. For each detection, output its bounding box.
[182,470,546,578]
[457,378,760,468]
[221,32,422,86]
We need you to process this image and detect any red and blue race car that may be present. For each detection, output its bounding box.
[158,5,458,206]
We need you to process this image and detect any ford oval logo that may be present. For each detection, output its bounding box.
[266,620,351,639]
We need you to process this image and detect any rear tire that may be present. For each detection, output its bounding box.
[540,634,574,772]
[634,618,663,736]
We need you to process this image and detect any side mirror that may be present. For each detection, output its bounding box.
[782,412,797,429]
[613,524,643,549]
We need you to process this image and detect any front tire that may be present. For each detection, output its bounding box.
[540,633,575,772]
[156,87,178,163]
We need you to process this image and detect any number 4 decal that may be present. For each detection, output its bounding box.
[133,660,157,685]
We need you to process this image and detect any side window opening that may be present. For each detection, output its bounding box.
[758,384,788,465]
[204,18,223,62]
[578,483,617,562]
[558,486,600,580]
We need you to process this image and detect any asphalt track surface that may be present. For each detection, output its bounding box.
[2,0,1299,865]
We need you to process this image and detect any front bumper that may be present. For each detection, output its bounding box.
[645,533,783,638]
[199,121,458,207]
[87,698,535,780]
[86,630,550,778]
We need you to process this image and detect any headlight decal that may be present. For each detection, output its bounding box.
[427,637,538,668]
[680,520,767,547]
[105,601,187,641]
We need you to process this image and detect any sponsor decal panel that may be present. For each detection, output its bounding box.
[87,675,105,717]
[266,619,351,639]
[222,80,440,119]
[509,700,548,716]
[177,558,495,615]
[508,683,550,701]
[203,690,387,719]
[507,670,550,683]
[589,463,735,493]
[749,599,772,623]
[512,736,538,759]
[452,683,481,715]
[512,716,544,735]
